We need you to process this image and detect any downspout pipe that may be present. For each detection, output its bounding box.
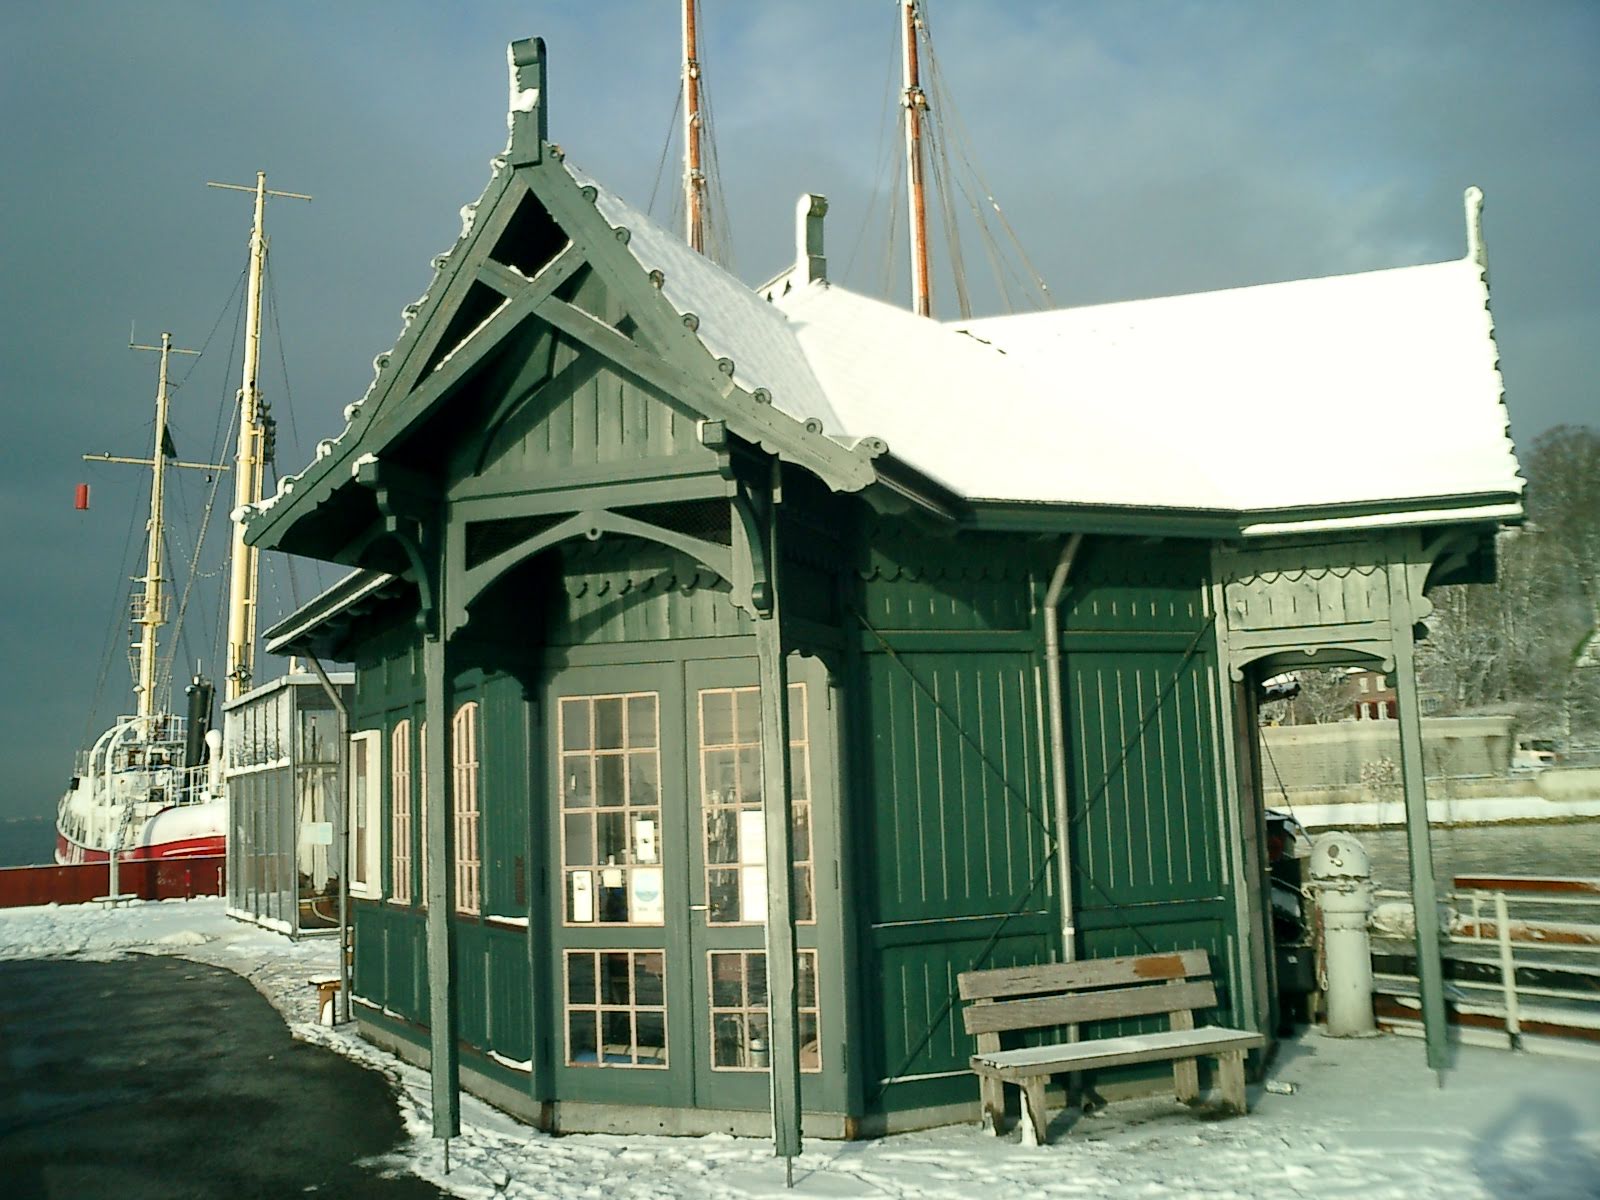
[304,653,352,1026]
[1044,533,1084,963]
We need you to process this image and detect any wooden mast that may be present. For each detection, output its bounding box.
[901,0,932,317]
[683,0,705,254]
[128,333,200,718]
[207,172,310,700]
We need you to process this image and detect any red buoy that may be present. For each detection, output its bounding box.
[75,483,90,510]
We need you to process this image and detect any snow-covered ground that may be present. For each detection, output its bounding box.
[3,897,1598,1199]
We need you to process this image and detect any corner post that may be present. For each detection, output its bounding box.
[1387,558,1449,1075]
[754,463,802,1171]
[423,528,460,1138]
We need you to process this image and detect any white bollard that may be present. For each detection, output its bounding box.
[1310,832,1376,1036]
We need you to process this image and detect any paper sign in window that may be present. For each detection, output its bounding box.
[571,870,594,923]
[635,817,657,864]
[631,867,664,924]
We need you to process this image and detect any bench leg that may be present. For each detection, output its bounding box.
[1019,1076,1049,1147]
[1216,1050,1247,1115]
[979,1073,1006,1135]
[1173,1055,1199,1105]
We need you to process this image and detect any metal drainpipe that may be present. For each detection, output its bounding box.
[304,653,352,1026]
[1044,533,1085,963]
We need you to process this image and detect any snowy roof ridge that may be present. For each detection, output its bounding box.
[560,161,845,437]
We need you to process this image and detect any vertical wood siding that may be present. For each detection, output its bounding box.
[474,270,713,480]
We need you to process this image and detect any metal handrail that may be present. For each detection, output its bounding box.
[1370,876,1600,1050]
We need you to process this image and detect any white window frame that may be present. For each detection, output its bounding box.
[453,702,482,915]
[349,729,383,899]
[390,719,413,904]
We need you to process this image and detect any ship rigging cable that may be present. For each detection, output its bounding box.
[851,0,1051,316]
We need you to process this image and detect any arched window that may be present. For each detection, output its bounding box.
[390,719,413,903]
[453,702,482,914]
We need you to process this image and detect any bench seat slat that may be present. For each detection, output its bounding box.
[962,979,1217,1035]
[958,949,1210,1000]
[971,1026,1264,1081]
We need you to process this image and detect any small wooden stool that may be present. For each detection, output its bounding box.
[310,974,341,1022]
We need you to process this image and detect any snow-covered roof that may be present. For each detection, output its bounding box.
[564,163,844,436]
[766,257,1521,526]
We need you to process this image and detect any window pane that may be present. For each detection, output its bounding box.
[597,871,629,923]
[705,810,739,866]
[633,954,665,1007]
[790,805,811,856]
[713,1014,744,1068]
[701,691,734,747]
[798,951,817,1008]
[561,700,591,751]
[563,758,591,808]
[793,865,814,922]
[635,1010,666,1065]
[788,747,809,803]
[748,1013,771,1066]
[629,753,659,808]
[569,1010,598,1064]
[710,952,742,1006]
[595,755,625,807]
[747,954,768,1008]
[735,689,760,742]
[627,695,657,748]
[787,683,806,740]
[562,814,593,866]
[708,869,740,922]
[599,952,631,1005]
[799,1013,820,1072]
[602,1010,632,1063]
[703,749,737,802]
[736,746,762,800]
[594,698,624,750]
[597,811,627,862]
[568,952,596,1005]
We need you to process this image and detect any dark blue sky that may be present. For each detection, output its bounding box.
[2,1,1595,820]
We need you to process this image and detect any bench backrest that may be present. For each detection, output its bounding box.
[959,949,1214,1038]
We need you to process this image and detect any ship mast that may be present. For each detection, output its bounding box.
[682,0,705,254]
[207,172,311,701]
[130,334,199,718]
[901,0,933,317]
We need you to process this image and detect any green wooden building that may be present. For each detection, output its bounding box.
[247,40,1521,1151]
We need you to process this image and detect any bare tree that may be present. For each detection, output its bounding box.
[1525,426,1600,670]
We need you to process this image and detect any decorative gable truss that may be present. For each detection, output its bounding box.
[241,38,891,633]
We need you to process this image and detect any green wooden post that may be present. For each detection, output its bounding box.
[424,543,461,1138]
[1388,559,1448,1075]
[755,472,802,1172]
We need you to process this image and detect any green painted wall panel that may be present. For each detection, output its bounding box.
[1064,648,1223,908]
[1062,541,1209,634]
[866,925,1053,1090]
[474,270,713,481]
[486,926,533,1063]
[861,650,1050,923]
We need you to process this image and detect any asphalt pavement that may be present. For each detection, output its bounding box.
[0,955,447,1199]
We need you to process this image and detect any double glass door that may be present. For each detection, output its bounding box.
[546,658,825,1113]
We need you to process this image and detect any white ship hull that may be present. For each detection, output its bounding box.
[55,713,226,865]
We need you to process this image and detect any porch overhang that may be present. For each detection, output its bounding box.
[263,569,411,660]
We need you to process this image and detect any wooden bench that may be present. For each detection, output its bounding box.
[959,949,1264,1145]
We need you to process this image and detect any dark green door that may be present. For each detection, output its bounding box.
[683,658,827,1114]
[544,662,692,1109]
[1062,646,1237,1026]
